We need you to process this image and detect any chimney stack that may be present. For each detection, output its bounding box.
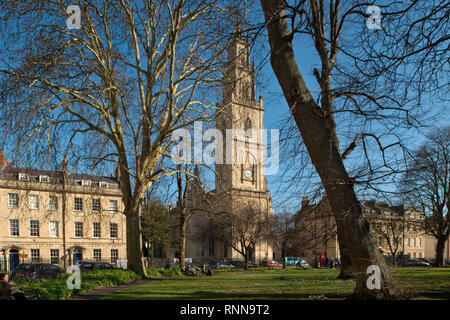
[0,149,9,168]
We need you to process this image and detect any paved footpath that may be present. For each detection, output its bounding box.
[69,278,154,300]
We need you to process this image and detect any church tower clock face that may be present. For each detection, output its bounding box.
[243,168,253,180]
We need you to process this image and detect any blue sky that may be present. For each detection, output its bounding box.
[1,1,447,213]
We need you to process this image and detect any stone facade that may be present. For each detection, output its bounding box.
[294,197,426,263]
[0,152,126,272]
[424,234,450,260]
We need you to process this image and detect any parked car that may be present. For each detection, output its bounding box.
[212,262,236,270]
[297,258,311,269]
[260,260,283,268]
[404,259,431,266]
[76,261,115,272]
[285,257,301,267]
[417,258,431,264]
[229,261,259,268]
[10,263,64,281]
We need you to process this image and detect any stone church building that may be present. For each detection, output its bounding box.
[168,32,274,264]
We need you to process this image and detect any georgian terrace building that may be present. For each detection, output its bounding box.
[294,196,426,265]
[0,150,126,272]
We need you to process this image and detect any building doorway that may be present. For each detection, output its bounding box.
[9,249,19,271]
[73,252,82,264]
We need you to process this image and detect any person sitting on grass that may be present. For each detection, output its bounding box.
[0,273,26,300]
[0,273,12,299]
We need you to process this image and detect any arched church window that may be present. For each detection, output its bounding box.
[244,117,252,137]
[245,117,252,130]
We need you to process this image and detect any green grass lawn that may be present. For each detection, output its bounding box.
[101,267,450,300]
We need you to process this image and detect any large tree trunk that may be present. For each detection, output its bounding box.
[147,235,151,269]
[336,231,354,279]
[178,211,188,271]
[125,206,147,276]
[435,236,446,267]
[150,241,155,268]
[244,251,249,270]
[261,0,404,299]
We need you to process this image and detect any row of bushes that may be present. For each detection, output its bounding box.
[15,269,143,300]
[214,267,280,273]
[146,267,184,277]
[15,266,294,299]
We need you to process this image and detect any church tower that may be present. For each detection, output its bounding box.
[215,28,266,194]
[170,29,274,264]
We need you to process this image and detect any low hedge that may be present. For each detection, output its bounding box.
[146,267,184,277]
[14,269,142,300]
[214,267,280,273]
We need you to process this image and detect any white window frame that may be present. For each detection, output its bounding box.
[75,221,83,238]
[110,249,118,264]
[49,196,58,210]
[18,173,29,181]
[93,249,102,262]
[30,220,40,237]
[74,197,83,211]
[109,200,118,213]
[49,221,59,238]
[30,249,40,263]
[9,219,19,237]
[110,223,118,238]
[99,181,108,188]
[82,179,91,186]
[39,175,50,183]
[92,198,101,212]
[92,222,101,238]
[29,194,39,210]
[50,249,59,265]
[8,193,19,208]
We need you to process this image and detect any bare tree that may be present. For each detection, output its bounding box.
[205,201,272,270]
[259,0,438,298]
[273,212,296,268]
[0,0,233,275]
[368,213,404,266]
[401,127,449,267]
[294,196,338,263]
[141,198,173,268]
[257,0,449,292]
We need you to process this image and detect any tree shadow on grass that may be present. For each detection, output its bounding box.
[102,290,350,300]
[411,291,450,300]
